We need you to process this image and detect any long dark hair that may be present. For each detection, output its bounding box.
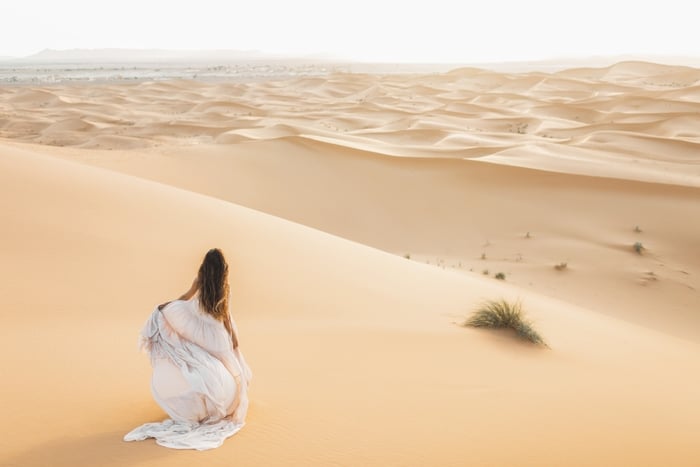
[197,248,236,347]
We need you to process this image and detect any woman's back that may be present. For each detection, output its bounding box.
[161,297,233,356]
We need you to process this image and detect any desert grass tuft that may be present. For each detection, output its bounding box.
[495,272,506,280]
[554,262,568,271]
[465,300,547,346]
[633,241,644,254]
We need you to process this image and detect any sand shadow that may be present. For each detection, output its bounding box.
[2,430,173,467]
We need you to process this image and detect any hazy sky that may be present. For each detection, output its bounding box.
[1,0,697,62]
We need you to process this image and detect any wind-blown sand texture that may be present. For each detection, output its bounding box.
[1,60,699,466]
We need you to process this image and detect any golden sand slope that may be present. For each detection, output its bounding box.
[2,61,698,342]
[1,61,700,466]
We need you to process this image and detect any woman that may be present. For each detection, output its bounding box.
[124,249,251,450]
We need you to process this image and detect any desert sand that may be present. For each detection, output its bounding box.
[1,60,699,466]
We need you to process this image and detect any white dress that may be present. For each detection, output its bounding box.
[124,297,252,450]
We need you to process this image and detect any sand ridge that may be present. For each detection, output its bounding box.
[1,60,699,184]
[1,60,699,466]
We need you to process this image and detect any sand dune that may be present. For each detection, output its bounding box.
[1,61,698,185]
[21,131,699,340]
[1,60,700,466]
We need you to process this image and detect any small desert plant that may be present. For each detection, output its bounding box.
[525,231,531,239]
[404,253,411,259]
[633,242,644,254]
[465,300,546,346]
[482,269,489,275]
[634,225,642,233]
[495,272,506,280]
[554,262,568,271]
[509,122,528,134]
[480,253,486,260]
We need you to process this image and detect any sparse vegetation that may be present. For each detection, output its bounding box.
[554,262,568,271]
[508,122,529,134]
[404,253,411,259]
[633,241,644,254]
[634,225,642,233]
[495,272,506,280]
[480,253,486,260]
[525,231,531,239]
[482,269,489,275]
[464,300,547,346]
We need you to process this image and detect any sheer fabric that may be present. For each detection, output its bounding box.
[124,297,251,450]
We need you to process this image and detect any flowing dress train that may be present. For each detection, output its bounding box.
[124,297,251,450]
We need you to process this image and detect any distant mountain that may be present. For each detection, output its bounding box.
[18,48,308,64]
